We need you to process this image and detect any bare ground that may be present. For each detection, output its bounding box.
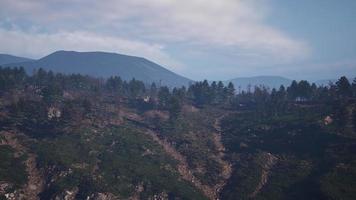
[212,114,233,199]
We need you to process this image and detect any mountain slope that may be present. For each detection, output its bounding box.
[5,51,192,87]
[226,76,292,90]
[0,54,33,65]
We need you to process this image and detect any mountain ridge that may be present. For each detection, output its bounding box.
[2,50,192,88]
[0,54,34,65]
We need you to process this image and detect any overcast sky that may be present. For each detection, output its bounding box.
[0,0,355,81]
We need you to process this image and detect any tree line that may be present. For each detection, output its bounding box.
[1,67,356,118]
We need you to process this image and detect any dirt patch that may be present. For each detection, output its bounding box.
[212,114,233,198]
[143,110,169,121]
[182,105,199,113]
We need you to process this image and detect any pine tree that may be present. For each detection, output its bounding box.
[227,82,235,102]
[287,80,298,100]
[158,86,170,108]
[352,109,356,132]
[352,78,356,97]
[298,80,312,100]
[336,76,352,98]
[168,96,182,119]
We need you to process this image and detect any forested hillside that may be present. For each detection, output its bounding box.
[1,67,356,200]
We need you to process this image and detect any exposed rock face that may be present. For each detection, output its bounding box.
[324,116,333,125]
[48,107,62,119]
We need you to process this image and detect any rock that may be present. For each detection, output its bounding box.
[324,116,333,125]
[48,107,62,119]
[240,142,248,148]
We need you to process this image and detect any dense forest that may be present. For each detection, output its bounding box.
[1,66,356,200]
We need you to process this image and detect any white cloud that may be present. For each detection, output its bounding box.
[0,0,310,64]
[0,28,183,71]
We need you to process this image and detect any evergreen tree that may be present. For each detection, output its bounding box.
[41,83,63,104]
[128,78,145,98]
[298,80,312,100]
[352,78,356,97]
[287,80,298,100]
[149,82,158,97]
[226,82,235,103]
[217,81,225,103]
[106,76,123,93]
[168,96,182,119]
[277,85,287,100]
[158,86,170,108]
[336,76,352,98]
[352,109,356,132]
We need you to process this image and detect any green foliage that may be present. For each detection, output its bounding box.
[41,83,63,103]
[336,76,352,98]
[321,162,356,200]
[0,146,27,189]
[0,67,27,90]
[158,86,170,108]
[1,68,356,199]
[353,109,356,132]
[220,102,356,199]
[34,126,206,199]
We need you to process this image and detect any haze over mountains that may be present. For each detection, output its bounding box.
[0,51,337,89]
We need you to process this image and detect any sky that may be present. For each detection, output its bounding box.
[0,0,355,81]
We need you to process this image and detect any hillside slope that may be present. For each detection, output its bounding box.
[5,51,192,87]
[0,54,33,65]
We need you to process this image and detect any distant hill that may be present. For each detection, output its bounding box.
[0,54,33,65]
[226,76,292,91]
[4,51,192,88]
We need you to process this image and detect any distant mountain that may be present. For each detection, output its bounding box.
[4,51,192,87]
[226,76,292,91]
[0,54,33,65]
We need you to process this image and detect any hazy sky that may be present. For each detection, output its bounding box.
[0,0,355,81]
